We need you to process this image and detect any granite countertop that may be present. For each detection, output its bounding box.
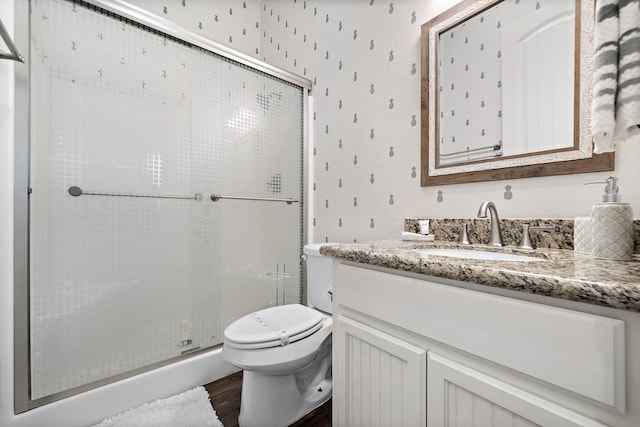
[319,240,640,313]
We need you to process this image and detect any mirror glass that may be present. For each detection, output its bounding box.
[438,1,575,165]
[421,0,614,186]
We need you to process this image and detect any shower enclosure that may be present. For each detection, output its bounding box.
[15,0,310,412]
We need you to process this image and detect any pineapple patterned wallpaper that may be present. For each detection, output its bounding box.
[124,0,640,243]
[134,0,436,244]
[261,0,436,243]
[127,0,262,58]
[259,0,630,244]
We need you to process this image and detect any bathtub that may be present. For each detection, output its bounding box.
[7,348,237,427]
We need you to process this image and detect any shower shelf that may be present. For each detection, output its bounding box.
[210,194,299,204]
[67,186,202,201]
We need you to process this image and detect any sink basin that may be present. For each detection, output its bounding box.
[413,248,544,262]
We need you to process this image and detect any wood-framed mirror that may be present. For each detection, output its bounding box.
[420,0,614,186]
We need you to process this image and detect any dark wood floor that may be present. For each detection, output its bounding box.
[204,371,332,427]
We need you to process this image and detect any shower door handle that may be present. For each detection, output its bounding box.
[210,193,299,204]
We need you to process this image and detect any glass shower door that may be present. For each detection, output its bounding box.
[27,0,304,402]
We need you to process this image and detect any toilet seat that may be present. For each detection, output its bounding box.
[224,304,325,350]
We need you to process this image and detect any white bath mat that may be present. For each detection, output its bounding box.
[93,386,223,427]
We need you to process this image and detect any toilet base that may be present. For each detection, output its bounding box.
[237,349,332,427]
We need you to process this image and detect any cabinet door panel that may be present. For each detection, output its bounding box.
[334,316,426,427]
[447,381,539,427]
[427,352,606,427]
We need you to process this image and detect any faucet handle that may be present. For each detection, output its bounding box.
[444,223,470,245]
[518,224,554,250]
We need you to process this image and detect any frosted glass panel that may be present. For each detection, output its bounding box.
[29,0,304,400]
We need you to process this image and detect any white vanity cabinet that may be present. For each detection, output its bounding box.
[332,262,640,427]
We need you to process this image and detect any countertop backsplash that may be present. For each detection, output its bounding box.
[405,218,640,254]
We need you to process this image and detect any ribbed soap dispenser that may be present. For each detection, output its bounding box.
[589,176,634,261]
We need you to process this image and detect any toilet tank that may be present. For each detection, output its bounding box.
[303,243,336,314]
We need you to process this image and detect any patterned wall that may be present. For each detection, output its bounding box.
[131,0,640,244]
[128,0,262,58]
[260,0,639,245]
[261,0,434,243]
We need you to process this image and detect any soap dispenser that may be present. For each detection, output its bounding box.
[589,176,634,261]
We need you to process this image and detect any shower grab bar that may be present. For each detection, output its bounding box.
[68,186,202,201]
[0,18,24,63]
[210,194,299,204]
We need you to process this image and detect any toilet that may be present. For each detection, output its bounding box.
[222,243,334,427]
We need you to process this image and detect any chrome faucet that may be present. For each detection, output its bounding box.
[477,201,504,246]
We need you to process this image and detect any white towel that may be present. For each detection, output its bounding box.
[591,0,640,153]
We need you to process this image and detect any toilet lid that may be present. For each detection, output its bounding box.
[224,304,325,350]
